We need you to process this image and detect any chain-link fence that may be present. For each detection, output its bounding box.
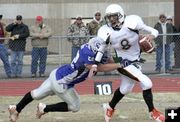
[1,34,180,79]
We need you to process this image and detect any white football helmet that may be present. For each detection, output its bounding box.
[105,4,125,23]
[88,37,103,53]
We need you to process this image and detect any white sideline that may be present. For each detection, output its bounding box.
[124,96,144,102]
[54,117,65,120]
[119,115,128,119]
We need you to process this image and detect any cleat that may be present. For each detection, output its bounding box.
[39,74,45,77]
[36,103,46,119]
[8,105,19,122]
[150,108,165,122]
[102,103,115,122]
[31,74,36,78]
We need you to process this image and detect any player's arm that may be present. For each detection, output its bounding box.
[135,15,159,41]
[86,63,121,78]
[126,15,158,41]
[86,63,121,72]
[97,63,121,72]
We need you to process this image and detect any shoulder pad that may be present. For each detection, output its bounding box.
[123,15,144,30]
[97,25,112,42]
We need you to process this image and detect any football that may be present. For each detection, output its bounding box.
[139,36,154,53]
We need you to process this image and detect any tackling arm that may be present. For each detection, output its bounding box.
[86,63,121,78]
[86,63,121,72]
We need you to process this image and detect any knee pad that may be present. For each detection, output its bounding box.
[31,89,45,100]
[120,81,135,95]
[120,87,132,95]
[140,75,153,90]
[68,103,80,112]
[68,101,80,112]
[142,81,152,90]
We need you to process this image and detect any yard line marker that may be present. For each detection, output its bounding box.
[124,96,144,102]
[55,117,65,120]
[119,115,128,119]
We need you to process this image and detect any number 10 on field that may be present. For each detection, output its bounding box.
[94,82,113,95]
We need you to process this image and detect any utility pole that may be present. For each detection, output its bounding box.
[174,0,180,67]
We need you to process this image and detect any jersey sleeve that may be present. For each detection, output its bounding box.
[124,15,159,38]
[80,46,96,65]
[95,25,112,63]
[97,25,112,41]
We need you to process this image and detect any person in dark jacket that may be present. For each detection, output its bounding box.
[154,14,173,73]
[6,15,29,78]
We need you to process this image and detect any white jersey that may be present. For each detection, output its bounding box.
[97,15,158,61]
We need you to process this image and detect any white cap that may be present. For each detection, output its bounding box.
[167,16,173,20]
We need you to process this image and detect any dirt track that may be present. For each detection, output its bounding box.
[0,76,180,96]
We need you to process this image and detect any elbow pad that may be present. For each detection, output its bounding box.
[95,51,104,63]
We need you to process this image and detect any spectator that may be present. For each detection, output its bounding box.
[166,16,177,69]
[67,16,89,60]
[87,11,104,36]
[6,15,29,78]
[154,14,173,73]
[0,14,12,78]
[30,16,52,77]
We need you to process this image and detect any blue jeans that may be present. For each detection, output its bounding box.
[72,46,80,61]
[0,44,11,77]
[10,51,24,77]
[155,44,171,70]
[31,47,47,74]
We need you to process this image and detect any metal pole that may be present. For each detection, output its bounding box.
[59,36,62,66]
[162,35,166,74]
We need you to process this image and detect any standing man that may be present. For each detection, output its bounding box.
[6,15,29,78]
[0,14,12,78]
[90,4,165,122]
[154,14,174,73]
[67,16,89,60]
[87,11,104,36]
[30,16,52,77]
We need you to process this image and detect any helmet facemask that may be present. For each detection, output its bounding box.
[105,4,125,27]
[105,13,123,27]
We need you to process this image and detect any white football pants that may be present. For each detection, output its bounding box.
[120,64,152,94]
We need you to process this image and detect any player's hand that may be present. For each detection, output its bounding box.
[10,36,15,40]
[14,34,19,39]
[88,64,97,78]
[146,35,155,42]
[39,34,44,39]
[13,20,17,24]
[140,35,154,43]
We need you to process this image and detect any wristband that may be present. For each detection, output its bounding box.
[92,64,97,68]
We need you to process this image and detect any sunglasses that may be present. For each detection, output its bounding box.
[76,18,82,20]
[95,14,101,16]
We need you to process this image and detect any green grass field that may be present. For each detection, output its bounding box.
[0,93,180,122]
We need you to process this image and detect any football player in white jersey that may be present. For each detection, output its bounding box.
[8,37,122,122]
[90,4,165,122]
